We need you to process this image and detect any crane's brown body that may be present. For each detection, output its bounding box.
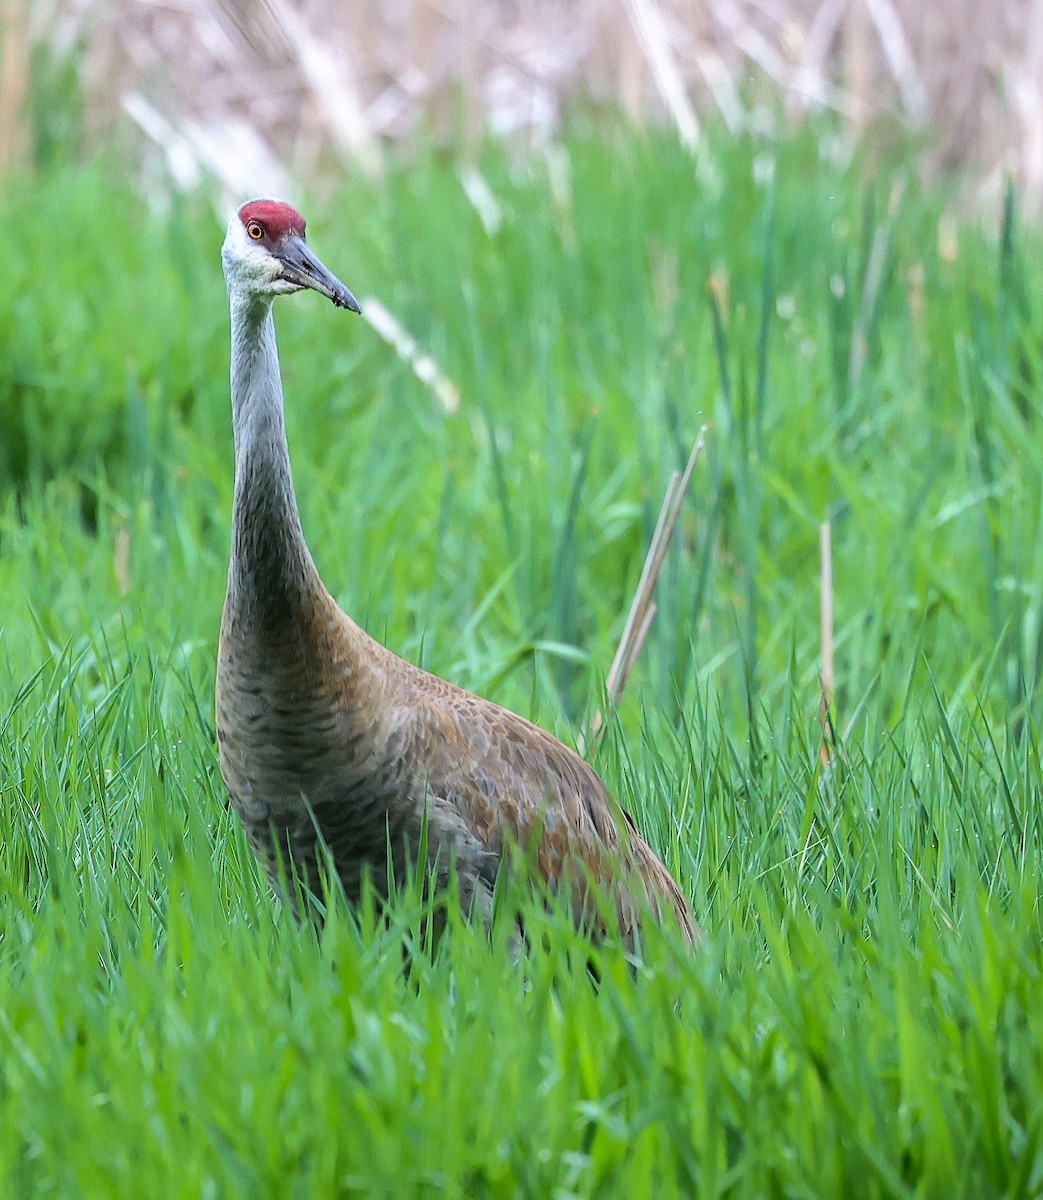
[217,199,695,948]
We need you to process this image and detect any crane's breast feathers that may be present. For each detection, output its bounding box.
[217,643,691,938]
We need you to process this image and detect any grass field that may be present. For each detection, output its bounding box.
[3,122,1043,1197]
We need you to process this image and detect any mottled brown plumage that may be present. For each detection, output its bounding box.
[217,199,696,949]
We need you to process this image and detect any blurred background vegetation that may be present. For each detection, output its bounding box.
[5,7,1043,1194]
[4,0,1043,730]
[7,0,1043,198]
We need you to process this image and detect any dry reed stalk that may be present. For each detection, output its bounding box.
[0,0,29,170]
[124,91,290,203]
[623,0,699,150]
[113,527,131,597]
[579,425,708,757]
[360,298,460,415]
[689,38,743,134]
[843,0,873,129]
[1007,0,1043,202]
[864,0,926,124]
[265,0,381,176]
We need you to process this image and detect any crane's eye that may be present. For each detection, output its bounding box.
[246,221,264,240]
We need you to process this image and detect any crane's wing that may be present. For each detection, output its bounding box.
[400,677,696,946]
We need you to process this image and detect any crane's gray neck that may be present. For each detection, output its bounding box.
[227,291,321,628]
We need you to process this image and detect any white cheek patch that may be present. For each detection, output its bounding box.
[223,218,283,289]
[245,244,281,281]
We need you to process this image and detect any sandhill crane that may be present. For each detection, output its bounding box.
[217,199,696,949]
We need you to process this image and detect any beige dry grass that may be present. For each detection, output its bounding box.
[10,0,1043,202]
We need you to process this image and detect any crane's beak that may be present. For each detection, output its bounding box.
[277,236,361,313]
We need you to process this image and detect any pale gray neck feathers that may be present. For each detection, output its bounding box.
[227,290,321,627]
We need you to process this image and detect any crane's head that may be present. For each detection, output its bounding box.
[221,199,361,313]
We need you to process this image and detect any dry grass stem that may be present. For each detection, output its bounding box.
[623,0,700,150]
[0,0,29,170]
[262,0,381,177]
[580,425,707,756]
[361,297,460,414]
[864,0,927,123]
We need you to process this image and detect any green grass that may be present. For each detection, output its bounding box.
[3,122,1043,1196]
